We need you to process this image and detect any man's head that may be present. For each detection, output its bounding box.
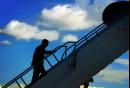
[42,39,49,47]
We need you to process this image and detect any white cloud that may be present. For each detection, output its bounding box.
[97,67,129,84]
[0,40,11,45]
[75,0,91,9]
[75,0,116,25]
[63,34,78,42]
[75,0,116,9]
[4,20,39,40]
[114,58,129,66]
[0,0,120,42]
[39,4,98,31]
[96,53,129,84]
[0,20,59,41]
[38,0,117,31]
[35,30,59,41]
[0,29,4,33]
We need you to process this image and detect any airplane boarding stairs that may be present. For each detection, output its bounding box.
[2,14,129,88]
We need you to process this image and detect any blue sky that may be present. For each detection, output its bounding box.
[0,0,129,88]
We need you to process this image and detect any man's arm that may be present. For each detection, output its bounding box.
[44,50,56,54]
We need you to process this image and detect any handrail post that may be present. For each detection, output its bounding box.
[52,54,60,62]
[45,57,53,67]
[21,77,27,86]
[61,46,67,60]
[16,80,22,88]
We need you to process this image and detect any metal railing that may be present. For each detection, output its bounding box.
[2,14,123,88]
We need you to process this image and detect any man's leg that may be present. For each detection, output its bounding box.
[31,68,39,84]
[39,65,46,78]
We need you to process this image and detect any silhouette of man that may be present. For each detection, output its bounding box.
[83,78,94,88]
[31,39,55,84]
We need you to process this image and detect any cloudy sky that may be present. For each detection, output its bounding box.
[0,0,129,88]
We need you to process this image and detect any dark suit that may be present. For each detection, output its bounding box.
[31,45,53,84]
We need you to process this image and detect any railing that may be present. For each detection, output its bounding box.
[2,14,123,88]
